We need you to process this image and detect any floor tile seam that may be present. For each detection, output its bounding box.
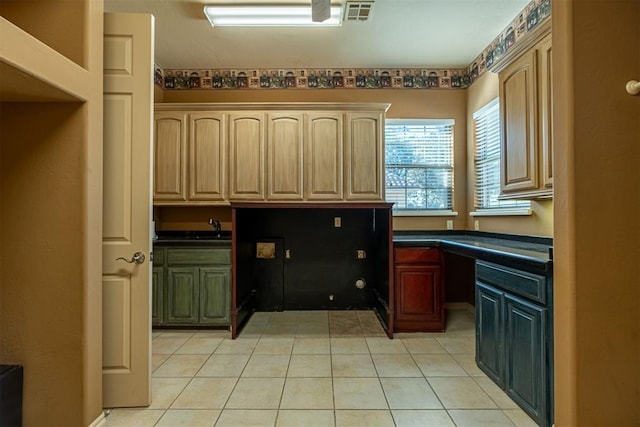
[154,376,194,412]
[468,375,513,410]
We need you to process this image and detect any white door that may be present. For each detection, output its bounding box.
[102,13,154,408]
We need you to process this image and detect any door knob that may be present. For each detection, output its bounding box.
[116,251,146,264]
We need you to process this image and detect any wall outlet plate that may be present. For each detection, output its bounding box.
[446,220,453,230]
[474,220,480,230]
[334,217,341,227]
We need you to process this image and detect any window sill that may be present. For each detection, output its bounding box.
[469,208,532,217]
[393,210,459,217]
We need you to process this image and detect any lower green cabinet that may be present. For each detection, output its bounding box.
[152,266,164,325]
[166,267,200,324]
[199,267,231,325]
[153,245,231,327]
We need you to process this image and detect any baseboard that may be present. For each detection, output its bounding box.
[87,412,106,427]
[445,302,475,313]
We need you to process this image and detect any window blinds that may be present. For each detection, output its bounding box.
[473,99,530,210]
[385,120,454,210]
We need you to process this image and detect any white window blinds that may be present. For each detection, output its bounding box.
[385,119,454,210]
[473,99,530,210]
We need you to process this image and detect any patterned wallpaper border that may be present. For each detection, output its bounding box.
[155,0,550,91]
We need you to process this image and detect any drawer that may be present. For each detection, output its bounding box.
[166,248,231,266]
[395,247,440,264]
[476,261,547,305]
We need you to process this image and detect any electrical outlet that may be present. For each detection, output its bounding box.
[446,220,453,230]
[334,217,341,227]
[357,250,366,259]
[474,220,480,230]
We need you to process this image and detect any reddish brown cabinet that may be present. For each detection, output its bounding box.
[394,247,445,332]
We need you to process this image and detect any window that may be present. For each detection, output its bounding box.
[385,119,454,212]
[473,99,530,211]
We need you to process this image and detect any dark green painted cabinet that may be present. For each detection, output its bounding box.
[505,294,546,422]
[476,282,504,387]
[166,267,200,324]
[152,266,164,325]
[152,245,231,327]
[475,260,552,427]
[199,267,231,325]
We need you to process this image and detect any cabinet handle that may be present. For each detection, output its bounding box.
[116,251,146,264]
[626,80,640,95]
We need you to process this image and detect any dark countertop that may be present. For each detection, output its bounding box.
[394,231,553,273]
[154,231,231,247]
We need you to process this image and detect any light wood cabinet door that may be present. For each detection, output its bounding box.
[154,112,187,201]
[229,112,265,200]
[500,49,539,194]
[189,112,227,201]
[345,112,384,200]
[538,34,553,190]
[305,113,343,200]
[267,113,304,200]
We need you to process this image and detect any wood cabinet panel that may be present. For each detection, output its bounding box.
[152,266,163,326]
[305,113,343,200]
[500,49,538,193]
[498,30,553,199]
[538,34,553,189]
[476,282,505,387]
[267,113,304,200]
[229,113,265,200]
[154,112,187,201]
[393,247,445,332]
[345,112,384,201]
[199,267,231,325]
[189,112,227,201]
[505,294,547,422]
[166,267,199,324]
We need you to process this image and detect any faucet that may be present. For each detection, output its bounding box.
[208,218,222,237]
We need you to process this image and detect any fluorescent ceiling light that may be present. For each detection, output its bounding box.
[203,4,342,27]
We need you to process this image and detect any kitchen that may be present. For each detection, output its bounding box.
[0,0,638,426]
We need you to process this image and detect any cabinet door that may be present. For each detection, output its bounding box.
[499,49,538,194]
[394,264,444,331]
[267,113,304,200]
[476,282,505,387]
[166,267,199,324]
[345,112,384,200]
[229,113,265,200]
[199,267,231,325]
[305,113,343,200]
[189,112,227,201]
[152,266,164,325]
[505,294,547,425]
[538,34,553,190]
[154,112,187,201]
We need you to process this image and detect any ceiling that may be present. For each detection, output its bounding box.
[104,0,530,70]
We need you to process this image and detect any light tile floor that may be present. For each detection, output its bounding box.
[105,309,538,427]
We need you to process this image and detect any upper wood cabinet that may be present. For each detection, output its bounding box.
[267,113,304,200]
[154,111,227,204]
[189,112,227,202]
[305,112,344,201]
[228,112,266,200]
[345,112,384,201]
[154,112,187,202]
[495,25,552,200]
[154,103,389,205]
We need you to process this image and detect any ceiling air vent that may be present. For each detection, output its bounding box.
[344,1,375,22]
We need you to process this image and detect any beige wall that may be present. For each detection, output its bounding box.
[159,84,553,236]
[0,1,104,425]
[553,0,640,424]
